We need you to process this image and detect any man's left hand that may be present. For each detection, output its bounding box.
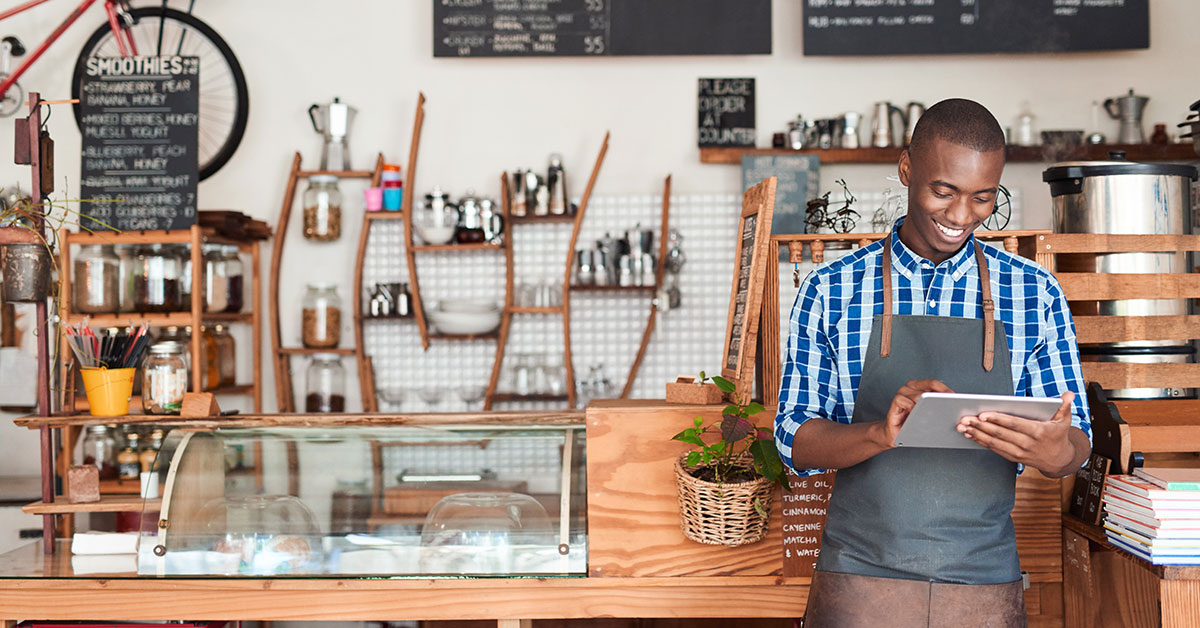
[957,391,1086,476]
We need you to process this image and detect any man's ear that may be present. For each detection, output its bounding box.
[898,149,912,186]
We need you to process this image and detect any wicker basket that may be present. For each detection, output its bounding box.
[674,455,774,546]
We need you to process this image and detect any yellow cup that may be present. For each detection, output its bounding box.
[80,367,136,417]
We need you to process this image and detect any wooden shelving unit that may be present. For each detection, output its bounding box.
[22,494,157,515]
[410,242,504,252]
[570,284,657,293]
[699,143,1200,165]
[507,213,577,224]
[429,331,500,341]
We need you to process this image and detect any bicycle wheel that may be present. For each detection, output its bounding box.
[805,208,826,234]
[832,215,856,234]
[71,7,249,181]
[984,184,1012,230]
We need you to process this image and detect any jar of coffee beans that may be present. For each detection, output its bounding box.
[302,283,341,348]
[303,175,343,241]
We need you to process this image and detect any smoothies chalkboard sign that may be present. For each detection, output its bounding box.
[723,176,775,392]
[434,0,771,57]
[79,55,199,232]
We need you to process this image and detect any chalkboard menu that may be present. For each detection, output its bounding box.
[699,78,755,148]
[80,56,199,232]
[803,0,1149,56]
[781,470,834,577]
[723,177,775,391]
[741,154,820,244]
[434,0,771,57]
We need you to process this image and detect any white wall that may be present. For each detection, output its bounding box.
[0,0,1196,474]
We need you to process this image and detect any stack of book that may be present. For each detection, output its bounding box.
[1102,468,1200,565]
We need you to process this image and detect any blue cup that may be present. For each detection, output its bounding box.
[383,187,402,211]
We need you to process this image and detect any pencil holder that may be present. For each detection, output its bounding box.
[80,367,136,417]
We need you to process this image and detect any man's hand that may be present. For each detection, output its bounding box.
[957,391,1089,477]
[872,379,954,450]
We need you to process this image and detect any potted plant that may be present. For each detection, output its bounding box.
[665,370,723,405]
[672,374,787,546]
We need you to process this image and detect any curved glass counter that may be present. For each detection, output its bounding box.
[136,423,586,577]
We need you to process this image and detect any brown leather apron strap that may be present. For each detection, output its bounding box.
[880,237,893,358]
[880,237,995,372]
[974,241,995,372]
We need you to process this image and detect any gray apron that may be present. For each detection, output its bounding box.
[804,237,1026,628]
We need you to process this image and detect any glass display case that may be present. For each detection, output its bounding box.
[137,423,586,577]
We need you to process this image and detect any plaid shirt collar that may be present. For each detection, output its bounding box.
[889,216,980,283]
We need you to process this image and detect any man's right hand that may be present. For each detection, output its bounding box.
[871,379,955,450]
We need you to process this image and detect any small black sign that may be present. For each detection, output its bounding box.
[698,78,755,148]
[742,154,820,245]
[79,55,199,232]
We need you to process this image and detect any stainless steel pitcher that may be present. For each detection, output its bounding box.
[871,102,905,148]
[308,97,357,170]
[1104,89,1149,144]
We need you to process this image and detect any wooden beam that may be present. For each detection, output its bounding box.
[1057,273,1200,301]
[1082,362,1200,391]
[1074,315,1200,344]
[1037,233,1200,254]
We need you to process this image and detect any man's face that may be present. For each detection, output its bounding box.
[897,137,1005,263]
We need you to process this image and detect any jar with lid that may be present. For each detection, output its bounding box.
[158,326,192,375]
[72,244,120,313]
[303,175,343,241]
[302,283,342,348]
[221,246,244,312]
[305,353,346,412]
[177,245,193,308]
[212,324,236,387]
[115,245,136,312]
[143,340,188,414]
[202,246,227,312]
[200,326,220,390]
[139,428,164,473]
[117,431,140,480]
[330,478,371,535]
[80,424,118,480]
[133,244,184,312]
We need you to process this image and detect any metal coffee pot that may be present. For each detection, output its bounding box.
[456,191,486,244]
[872,101,906,148]
[840,112,862,149]
[479,198,504,244]
[1105,89,1149,144]
[903,101,926,145]
[308,97,356,171]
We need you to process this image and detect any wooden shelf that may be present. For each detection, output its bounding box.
[411,242,504,252]
[570,285,657,293]
[297,169,375,178]
[64,227,250,247]
[506,306,564,314]
[64,311,253,327]
[364,211,406,221]
[699,143,1200,165]
[489,393,570,404]
[508,213,577,224]
[276,347,356,356]
[22,494,158,514]
[429,331,499,341]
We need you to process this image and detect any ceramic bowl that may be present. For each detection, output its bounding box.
[427,308,501,335]
[415,224,457,245]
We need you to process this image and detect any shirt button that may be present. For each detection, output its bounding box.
[929,299,937,308]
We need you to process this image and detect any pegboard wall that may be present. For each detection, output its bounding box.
[353,184,1023,412]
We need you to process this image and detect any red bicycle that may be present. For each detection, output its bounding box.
[0,0,248,180]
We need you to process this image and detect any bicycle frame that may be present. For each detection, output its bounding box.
[0,0,136,101]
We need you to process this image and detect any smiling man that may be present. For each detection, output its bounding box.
[774,99,1092,627]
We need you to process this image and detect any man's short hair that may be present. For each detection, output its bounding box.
[908,98,1005,157]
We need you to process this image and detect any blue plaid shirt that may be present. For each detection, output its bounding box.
[775,219,1092,476]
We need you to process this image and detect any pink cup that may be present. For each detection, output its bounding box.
[364,187,383,212]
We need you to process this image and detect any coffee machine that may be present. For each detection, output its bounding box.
[308,97,357,170]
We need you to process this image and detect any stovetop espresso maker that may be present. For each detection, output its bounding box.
[309,97,357,170]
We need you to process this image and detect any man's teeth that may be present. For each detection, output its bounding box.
[935,222,964,238]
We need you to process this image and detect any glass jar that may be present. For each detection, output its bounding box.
[178,245,193,308]
[117,431,140,480]
[133,244,184,313]
[80,424,118,480]
[72,245,120,313]
[212,324,236,387]
[303,175,342,241]
[202,326,220,390]
[302,283,342,348]
[546,353,566,396]
[513,353,532,396]
[330,478,371,535]
[158,326,192,376]
[221,246,244,312]
[143,340,188,414]
[202,245,227,313]
[305,353,346,412]
[115,245,136,312]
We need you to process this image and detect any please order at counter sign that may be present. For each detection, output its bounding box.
[698,77,755,148]
[79,55,199,232]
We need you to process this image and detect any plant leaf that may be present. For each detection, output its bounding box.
[744,401,766,417]
[721,414,754,444]
[672,428,705,447]
[755,427,773,441]
[749,439,785,483]
[693,415,703,427]
[712,375,736,393]
[722,404,740,416]
[685,451,701,466]
[753,497,769,520]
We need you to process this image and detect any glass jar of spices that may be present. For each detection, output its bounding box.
[142,340,188,414]
[302,283,342,348]
[212,324,236,387]
[303,175,343,241]
[72,245,120,313]
[305,353,346,412]
[202,326,219,390]
[79,424,118,480]
[133,244,184,313]
[202,246,227,312]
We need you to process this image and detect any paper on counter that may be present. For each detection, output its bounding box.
[71,531,139,555]
[71,553,137,575]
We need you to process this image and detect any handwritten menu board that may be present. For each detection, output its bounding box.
[781,470,835,576]
[79,56,199,232]
[803,0,1148,56]
[723,177,775,390]
[434,0,771,57]
[741,154,820,244]
[698,78,755,148]
[725,214,757,371]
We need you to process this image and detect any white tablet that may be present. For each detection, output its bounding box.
[894,392,1063,450]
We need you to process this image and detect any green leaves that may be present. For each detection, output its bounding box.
[672,427,705,448]
[711,375,736,394]
[749,439,784,483]
[743,401,766,417]
[753,497,768,520]
[685,451,701,466]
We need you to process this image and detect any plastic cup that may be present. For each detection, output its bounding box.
[364,187,383,212]
[383,188,403,211]
[80,367,136,417]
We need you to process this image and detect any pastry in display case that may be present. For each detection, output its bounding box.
[137,422,586,577]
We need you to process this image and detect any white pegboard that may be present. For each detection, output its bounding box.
[358,188,1027,412]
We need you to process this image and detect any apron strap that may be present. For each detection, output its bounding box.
[879,236,995,372]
